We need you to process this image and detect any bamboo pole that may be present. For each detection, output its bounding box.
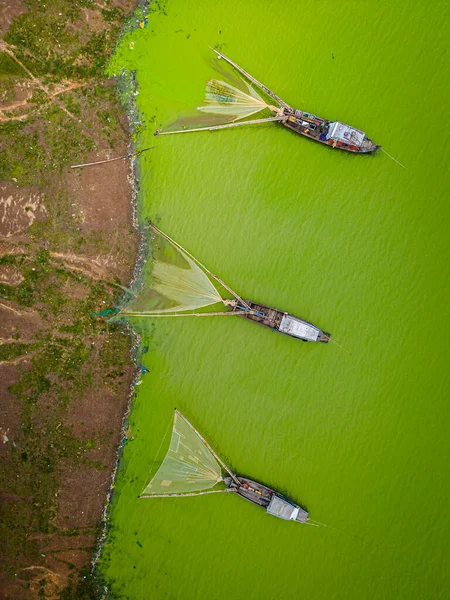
[120,310,248,318]
[70,146,154,169]
[155,116,284,136]
[139,489,235,499]
[210,47,291,110]
[176,410,241,485]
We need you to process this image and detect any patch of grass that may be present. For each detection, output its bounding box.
[0,52,24,78]
[0,253,25,266]
[97,108,118,130]
[0,343,32,361]
[42,105,94,169]
[0,251,60,308]
[63,94,81,117]
[0,124,48,186]
[5,0,128,81]
[84,438,96,450]
[28,88,48,105]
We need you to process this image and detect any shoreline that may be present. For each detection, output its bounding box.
[0,2,146,597]
[92,66,149,577]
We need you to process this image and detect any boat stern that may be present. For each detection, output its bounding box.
[294,506,309,523]
[318,331,331,343]
[359,136,380,153]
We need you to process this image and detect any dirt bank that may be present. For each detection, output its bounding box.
[0,1,140,598]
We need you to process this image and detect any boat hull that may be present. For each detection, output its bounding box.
[282,109,379,153]
[235,300,330,342]
[225,476,309,523]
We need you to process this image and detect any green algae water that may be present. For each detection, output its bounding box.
[101,2,450,598]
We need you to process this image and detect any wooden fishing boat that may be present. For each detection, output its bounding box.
[120,224,330,344]
[155,48,380,154]
[230,300,330,342]
[141,409,309,523]
[223,476,309,522]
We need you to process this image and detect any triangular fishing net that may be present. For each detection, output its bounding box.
[161,55,278,133]
[141,411,223,496]
[122,225,222,315]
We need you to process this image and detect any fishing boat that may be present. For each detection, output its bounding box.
[155,48,379,154]
[232,300,330,342]
[140,409,309,523]
[120,223,330,344]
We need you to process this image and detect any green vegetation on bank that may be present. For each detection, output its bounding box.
[0,1,137,597]
[4,0,126,80]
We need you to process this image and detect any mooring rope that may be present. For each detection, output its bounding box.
[330,338,352,355]
[308,519,368,543]
[381,147,411,173]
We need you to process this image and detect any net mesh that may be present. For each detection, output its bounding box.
[197,79,269,121]
[122,225,222,315]
[162,57,276,133]
[142,412,223,496]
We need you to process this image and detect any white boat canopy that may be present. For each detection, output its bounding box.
[326,122,365,146]
[267,496,298,520]
[278,314,320,341]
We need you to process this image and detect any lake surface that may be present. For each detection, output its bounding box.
[101,2,450,598]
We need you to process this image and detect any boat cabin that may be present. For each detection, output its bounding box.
[267,495,308,522]
[278,314,322,342]
[326,121,365,147]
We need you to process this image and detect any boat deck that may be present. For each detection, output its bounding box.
[283,110,327,140]
[235,477,273,508]
[224,476,309,522]
[236,301,283,331]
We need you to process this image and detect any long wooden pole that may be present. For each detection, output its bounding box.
[120,310,247,318]
[149,223,251,310]
[210,47,291,110]
[155,116,284,136]
[70,146,154,169]
[139,489,235,499]
[176,410,241,485]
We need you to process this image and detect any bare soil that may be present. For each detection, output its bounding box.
[0,1,140,598]
[0,182,47,237]
[0,0,25,37]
